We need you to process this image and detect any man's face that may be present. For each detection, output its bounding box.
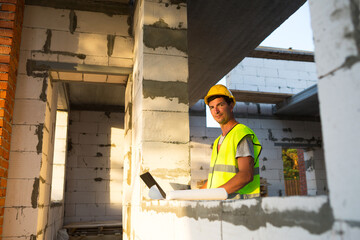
[208,97,234,125]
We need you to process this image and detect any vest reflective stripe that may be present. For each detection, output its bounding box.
[209,166,260,175]
[207,124,262,196]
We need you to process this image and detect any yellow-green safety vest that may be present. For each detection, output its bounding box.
[207,124,262,197]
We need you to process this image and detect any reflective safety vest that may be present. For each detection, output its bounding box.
[207,124,262,197]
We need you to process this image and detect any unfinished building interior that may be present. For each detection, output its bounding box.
[1,0,359,239]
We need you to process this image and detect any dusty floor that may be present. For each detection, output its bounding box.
[69,235,121,240]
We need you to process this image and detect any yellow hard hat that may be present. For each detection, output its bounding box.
[204,84,236,105]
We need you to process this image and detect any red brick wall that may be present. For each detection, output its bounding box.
[0,0,24,237]
[297,149,308,196]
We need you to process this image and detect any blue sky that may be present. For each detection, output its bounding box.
[260,2,314,51]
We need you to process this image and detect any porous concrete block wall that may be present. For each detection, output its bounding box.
[4,76,58,239]
[123,1,190,239]
[189,111,326,197]
[4,4,132,238]
[21,5,133,69]
[65,110,124,224]
[309,0,360,224]
[227,57,318,94]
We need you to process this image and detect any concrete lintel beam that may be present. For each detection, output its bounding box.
[249,47,315,62]
[27,60,133,76]
[231,90,293,104]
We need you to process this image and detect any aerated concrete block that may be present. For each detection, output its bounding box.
[142,141,189,169]
[20,27,47,51]
[8,151,42,179]
[310,0,358,77]
[4,179,34,207]
[105,203,122,216]
[112,37,134,58]
[142,111,189,142]
[15,76,46,100]
[51,31,108,56]
[109,56,133,67]
[13,100,46,125]
[66,192,96,204]
[76,11,130,36]
[23,6,69,30]
[3,207,38,237]
[10,125,42,152]
[66,167,97,180]
[18,51,31,75]
[143,53,188,82]
[75,203,106,217]
[69,122,98,134]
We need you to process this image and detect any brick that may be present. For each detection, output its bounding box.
[0,12,14,20]
[0,64,9,72]
[0,55,10,64]
[2,150,8,162]
[0,73,8,81]
[1,4,16,12]
[0,122,10,141]
[0,20,14,29]
[0,36,12,45]
[0,119,11,133]
[0,46,10,55]
[0,138,9,150]
[0,178,6,188]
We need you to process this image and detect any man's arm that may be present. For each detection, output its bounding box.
[218,156,254,194]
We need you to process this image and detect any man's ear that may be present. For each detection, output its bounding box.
[230,102,235,111]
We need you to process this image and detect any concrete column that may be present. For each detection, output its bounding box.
[123,0,189,239]
[309,0,360,222]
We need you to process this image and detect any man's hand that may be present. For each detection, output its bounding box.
[219,156,254,194]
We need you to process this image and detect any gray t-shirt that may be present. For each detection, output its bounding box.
[218,135,254,158]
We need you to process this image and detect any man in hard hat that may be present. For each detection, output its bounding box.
[201,84,262,199]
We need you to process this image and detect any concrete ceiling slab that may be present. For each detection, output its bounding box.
[274,84,319,117]
[68,82,126,112]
